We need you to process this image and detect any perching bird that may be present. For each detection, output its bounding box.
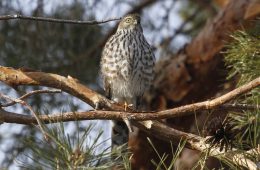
[100,13,155,148]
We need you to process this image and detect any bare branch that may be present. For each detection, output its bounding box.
[1,89,61,107]
[0,103,259,124]
[0,14,121,25]
[0,66,122,111]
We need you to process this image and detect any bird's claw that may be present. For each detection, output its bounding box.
[124,102,133,111]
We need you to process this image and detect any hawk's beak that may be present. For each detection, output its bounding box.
[134,20,138,25]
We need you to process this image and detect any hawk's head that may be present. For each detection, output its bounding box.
[118,13,142,31]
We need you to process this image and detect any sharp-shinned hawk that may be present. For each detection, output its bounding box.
[100,13,155,148]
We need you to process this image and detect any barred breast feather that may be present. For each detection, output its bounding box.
[100,28,155,107]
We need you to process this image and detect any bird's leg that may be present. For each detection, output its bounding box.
[124,101,128,111]
[123,101,133,133]
[124,101,134,111]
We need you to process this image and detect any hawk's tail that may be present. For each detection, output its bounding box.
[111,120,129,149]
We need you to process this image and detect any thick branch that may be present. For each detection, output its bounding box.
[0,66,259,122]
[0,66,122,111]
[0,103,258,125]
[0,14,121,25]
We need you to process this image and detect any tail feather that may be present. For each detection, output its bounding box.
[111,120,129,149]
[111,96,142,149]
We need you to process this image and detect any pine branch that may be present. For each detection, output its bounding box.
[135,121,258,170]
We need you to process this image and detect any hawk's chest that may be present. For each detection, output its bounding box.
[101,29,154,99]
[108,32,144,80]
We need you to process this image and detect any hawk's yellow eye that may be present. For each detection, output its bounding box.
[125,18,131,23]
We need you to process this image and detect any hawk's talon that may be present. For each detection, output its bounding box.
[123,102,134,111]
[124,101,128,111]
[128,104,133,109]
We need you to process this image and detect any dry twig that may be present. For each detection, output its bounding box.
[0,14,121,25]
[0,93,48,140]
[1,89,61,107]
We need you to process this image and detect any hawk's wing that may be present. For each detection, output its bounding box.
[100,35,116,99]
[103,77,112,99]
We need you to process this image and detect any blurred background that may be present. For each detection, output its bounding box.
[0,0,255,169]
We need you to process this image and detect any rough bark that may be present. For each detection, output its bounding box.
[0,70,258,124]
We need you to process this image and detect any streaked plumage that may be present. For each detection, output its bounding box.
[100,13,155,148]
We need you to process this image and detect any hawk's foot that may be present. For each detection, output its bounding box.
[123,102,133,111]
